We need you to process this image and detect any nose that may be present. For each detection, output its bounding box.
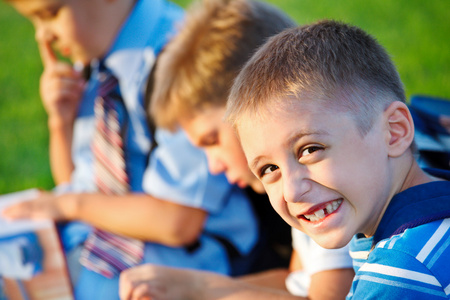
[205,151,226,175]
[34,21,54,44]
[282,165,311,203]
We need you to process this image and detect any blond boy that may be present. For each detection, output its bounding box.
[119,2,355,300]
[226,20,450,299]
[4,0,262,299]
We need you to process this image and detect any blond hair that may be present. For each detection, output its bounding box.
[150,0,296,131]
[226,20,406,135]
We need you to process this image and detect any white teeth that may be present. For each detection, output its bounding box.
[305,214,319,222]
[326,203,333,214]
[314,209,325,219]
[303,199,342,222]
[332,200,340,211]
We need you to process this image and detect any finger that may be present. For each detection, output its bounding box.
[42,73,85,99]
[3,197,56,221]
[38,40,57,69]
[131,283,153,300]
[119,272,133,300]
[439,115,450,132]
[53,76,85,94]
[2,202,32,220]
[36,190,54,199]
[50,61,84,80]
[57,87,85,103]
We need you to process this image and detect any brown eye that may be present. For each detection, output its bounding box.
[201,133,218,147]
[260,165,279,177]
[300,146,322,157]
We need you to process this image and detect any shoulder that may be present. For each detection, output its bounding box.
[374,218,450,264]
[350,219,450,299]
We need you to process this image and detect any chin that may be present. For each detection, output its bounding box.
[313,233,353,249]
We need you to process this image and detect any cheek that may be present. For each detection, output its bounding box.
[58,10,79,39]
[63,14,97,58]
[209,148,224,165]
[70,23,91,51]
[228,133,248,164]
[314,146,389,210]
[309,144,372,188]
[306,160,345,191]
[235,154,250,175]
[265,186,288,217]
[223,142,246,169]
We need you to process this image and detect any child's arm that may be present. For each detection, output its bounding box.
[236,249,301,290]
[38,41,85,185]
[119,264,304,300]
[308,269,354,300]
[238,249,354,300]
[237,268,290,291]
[2,192,207,247]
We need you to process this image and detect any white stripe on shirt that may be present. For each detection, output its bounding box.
[444,282,450,295]
[358,263,441,286]
[357,275,446,297]
[349,250,370,260]
[417,219,450,263]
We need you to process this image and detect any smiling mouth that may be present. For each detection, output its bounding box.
[301,199,343,222]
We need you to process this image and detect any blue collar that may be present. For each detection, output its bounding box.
[103,0,183,87]
[372,168,450,246]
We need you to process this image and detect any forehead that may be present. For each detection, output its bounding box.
[11,0,64,15]
[237,96,330,129]
[236,97,357,154]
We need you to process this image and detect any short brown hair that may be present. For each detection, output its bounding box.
[226,20,406,135]
[150,0,296,131]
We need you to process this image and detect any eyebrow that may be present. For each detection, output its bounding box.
[249,129,328,172]
[285,129,328,148]
[198,130,218,146]
[29,3,59,19]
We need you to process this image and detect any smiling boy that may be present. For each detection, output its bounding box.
[226,20,450,298]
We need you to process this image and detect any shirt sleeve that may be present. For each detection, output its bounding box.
[142,128,230,213]
[286,229,353,296]
[292,228,353,275]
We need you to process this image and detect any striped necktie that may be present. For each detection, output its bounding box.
[79,69,144,278]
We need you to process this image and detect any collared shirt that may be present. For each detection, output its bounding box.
[65,0,258,276]
[71,0,183,192]
[286,228,352,296]
[347,169,450,299]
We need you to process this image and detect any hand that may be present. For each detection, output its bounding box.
[440,115,450,134]
[38,40,85,127]
[119,264,162,300]
[2,191,78,221]
[119,264,196,300]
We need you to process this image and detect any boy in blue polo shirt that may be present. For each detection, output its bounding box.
[226,20,450,299]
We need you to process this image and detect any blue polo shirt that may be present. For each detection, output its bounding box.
[347,169,450,299]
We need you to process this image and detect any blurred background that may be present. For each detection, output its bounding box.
[0,0,449,194]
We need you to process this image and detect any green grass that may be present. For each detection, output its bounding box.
[0,0,449,194]
[0,3,53,194]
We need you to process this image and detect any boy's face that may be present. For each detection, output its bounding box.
[179,106,265,194]
[12,0,118,64]
[237,98,393,249]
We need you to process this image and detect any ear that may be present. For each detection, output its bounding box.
[383,101,415,157]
